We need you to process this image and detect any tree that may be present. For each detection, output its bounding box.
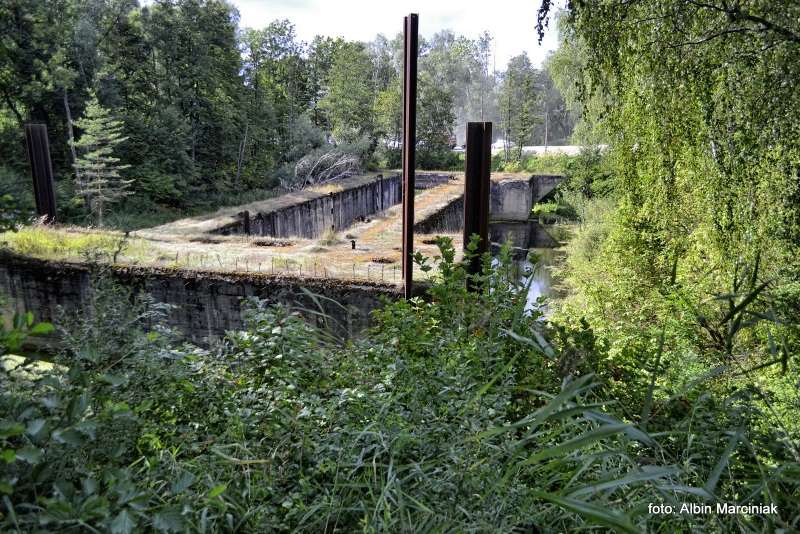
[474,32,493,121]
[536,1,800,380]
[500,54,538,161]
[72,95,132,226]
[417,73,456,168]
[319,42,376,145]
[543,11,609,145]
[374,78,402,153]
[307,35,346,130]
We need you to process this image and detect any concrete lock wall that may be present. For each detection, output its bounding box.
[490,180,533,220]
[416,174,565,234]
[0,253,403,345]
[220,174,402,239]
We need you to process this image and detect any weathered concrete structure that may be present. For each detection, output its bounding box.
[228,174,402,239]
[143,173,402,240]
[491,173,564,220]
[416,173,565,234]
[0,171,565,345]
[0,252,412,344]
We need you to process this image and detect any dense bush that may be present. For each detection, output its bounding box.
[2,240,798,531]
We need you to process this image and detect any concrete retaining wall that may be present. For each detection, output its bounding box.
[415,196,464,234]
[415,174,566,234]
[0,253,405,345]
[218,174,402,239]
[491,179,533,220]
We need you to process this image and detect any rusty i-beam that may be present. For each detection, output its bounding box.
[401,13,418,299]
[463,122,492,288]
[24,123,57,223]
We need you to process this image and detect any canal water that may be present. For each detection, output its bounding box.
[488,220,565,313]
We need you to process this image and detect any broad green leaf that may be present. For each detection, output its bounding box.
[29,322,55,335]
[171,471,195,495]
[110,509,137,534]
[100,373,128,387]
[68,391,91,422]
[53,428,85,447]
[0,421,25,439]
[16,447,42,465]
[153,506,185,532]
[1,449,16,463]
[26,419,47,438]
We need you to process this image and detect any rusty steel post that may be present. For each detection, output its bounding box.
[464,121,492,288]
[242,210,251,235]
[24,123,57,223]
[402,13,419,299]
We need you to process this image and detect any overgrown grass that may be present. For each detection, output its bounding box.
[0,225,152,266]
[316,227,340,247]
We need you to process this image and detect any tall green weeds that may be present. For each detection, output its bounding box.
[1,239,797,531]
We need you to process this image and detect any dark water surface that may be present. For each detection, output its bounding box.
[489,220,566,313]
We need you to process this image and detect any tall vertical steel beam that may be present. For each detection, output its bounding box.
[24,123,57,223]
[463,121,492,288]
[402,13,418,299]
[242,210,251,235]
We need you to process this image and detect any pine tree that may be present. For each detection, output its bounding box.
[72,95,132,226]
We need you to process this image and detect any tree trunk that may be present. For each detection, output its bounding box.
[544,101,549,150]
[235,123,249,186]
[96,195,103,227]
[64,89,78,168]
[3,91,23,125]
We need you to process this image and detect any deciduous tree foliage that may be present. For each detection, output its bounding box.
[539,0,800,407]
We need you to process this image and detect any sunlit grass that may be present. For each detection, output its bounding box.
[0,224,150,262]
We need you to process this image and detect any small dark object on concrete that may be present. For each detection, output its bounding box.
[351,239,356,250]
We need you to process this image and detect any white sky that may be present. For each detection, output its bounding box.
[231,0,563,69]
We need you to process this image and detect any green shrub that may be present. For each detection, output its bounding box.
[493,152,575,174]
[1,240,797,531]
